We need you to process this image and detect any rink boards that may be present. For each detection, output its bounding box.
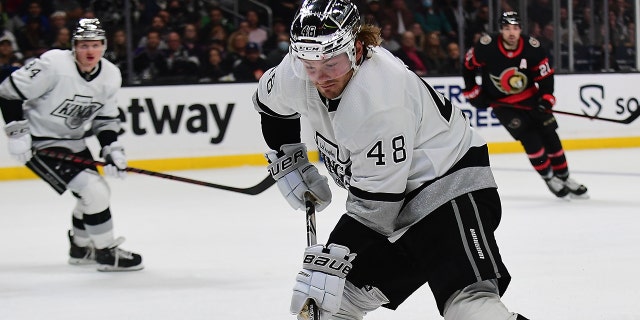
[1,73,639,180]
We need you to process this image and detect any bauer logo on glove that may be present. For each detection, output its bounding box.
[267,148,307,179]
[265,143,332,211]
[303,251,352,278]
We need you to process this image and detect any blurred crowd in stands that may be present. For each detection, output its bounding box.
[0,0,636,86]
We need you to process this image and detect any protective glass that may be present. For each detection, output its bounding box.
[291,52,353,82]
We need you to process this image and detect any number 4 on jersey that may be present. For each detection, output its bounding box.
[366,136,407,166]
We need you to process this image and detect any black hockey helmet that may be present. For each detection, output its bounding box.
[500,11,521,27]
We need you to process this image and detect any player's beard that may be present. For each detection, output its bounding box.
[502,35,519,50]
[314,69,354,100]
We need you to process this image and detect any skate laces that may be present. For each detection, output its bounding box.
[563,178,582,189]
[114,247,135,259]
[546,177,565,191]
[107,237,134,259]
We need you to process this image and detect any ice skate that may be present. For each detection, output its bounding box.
[68,230,96,265]
[96,237,143,272]
[561,177,589,199]
[544,176,569,198]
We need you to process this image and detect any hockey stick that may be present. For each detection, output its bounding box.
[490,102,640,124]
[303,192,321,320]
[35,149,275,195]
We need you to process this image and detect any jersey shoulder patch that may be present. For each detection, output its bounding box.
[479,34,492,45]
[529,37,540,48]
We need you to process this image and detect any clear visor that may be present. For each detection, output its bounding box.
[290,52,353,82]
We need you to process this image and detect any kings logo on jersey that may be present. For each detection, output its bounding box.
[316,133,351,189]
[51,95,104,129]
[490,67,528,95]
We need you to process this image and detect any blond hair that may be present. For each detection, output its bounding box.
[357,24,382,47]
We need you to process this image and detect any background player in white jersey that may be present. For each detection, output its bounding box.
[254,0,528,319]
[0,18,142,271]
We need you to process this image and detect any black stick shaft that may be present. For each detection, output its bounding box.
[303,193,321,320]
[36,149,275,195]
[491,102,640,124]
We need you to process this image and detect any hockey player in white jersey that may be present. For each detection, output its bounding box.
[0,18,142,271]
[254,1,529,319]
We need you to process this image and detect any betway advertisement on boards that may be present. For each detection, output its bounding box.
[1,74,639,171]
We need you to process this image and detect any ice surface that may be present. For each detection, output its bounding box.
[1,148,639,319]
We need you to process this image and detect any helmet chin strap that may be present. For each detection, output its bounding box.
[349,41,367,77]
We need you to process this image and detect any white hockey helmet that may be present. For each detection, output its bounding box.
[72,18,107,56]
[289,0,361,79]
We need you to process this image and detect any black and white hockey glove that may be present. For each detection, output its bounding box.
[266,143,332,211]
[290,244,356,319]
[4,120,32,164]
[101,142,127,179]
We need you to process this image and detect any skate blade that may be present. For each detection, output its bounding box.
[68,258,97,265]
[569,192,590,200]
[97,264,144,272]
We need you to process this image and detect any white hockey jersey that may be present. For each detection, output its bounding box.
[254,47,497,237]
[0,49,122,152]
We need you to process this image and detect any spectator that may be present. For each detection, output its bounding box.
[576,6,603,46]
[465,4,489,47]
[423,30,448,74]
[383,0,415,38]
[262,18,288,55]
[198,46,226,83]
[527,0,553,30]
[410,22,427,52]
[19,1,51,36]
[440,0,462,40]
[559,6,583,46]
[232,42,269,82]
[0,35,22,68]
[265,32,289,68]
[199,6,235,40]
[269,0,299,26]
[165,0,199,32]
[104,29,129,80]
[133,30,168,83]
[237,20,252,36]
[442,41,462,74]
[221,30,249,75]
[414,0,456,41]
[15,16,48,60]
[181,22,206,64]
[245,9,268,51]
[137,15,169,51]
[393,30,429,76]
[49,26,71,50]
[0,2,20,34]
[0,26,23,61]
[539,23,554,61]
[380,21,401,52]
[63,3,85,28]
[163,31,200,82]
[47,10,67,46]
[204,24,229,50]
[362,0,386,26]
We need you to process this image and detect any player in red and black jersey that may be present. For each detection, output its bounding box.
[462,11,588,199]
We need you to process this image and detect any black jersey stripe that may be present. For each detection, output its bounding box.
[9,75,28,100]
[419,77,452,122]
[348,185,405,202]
[253,91,299,119]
